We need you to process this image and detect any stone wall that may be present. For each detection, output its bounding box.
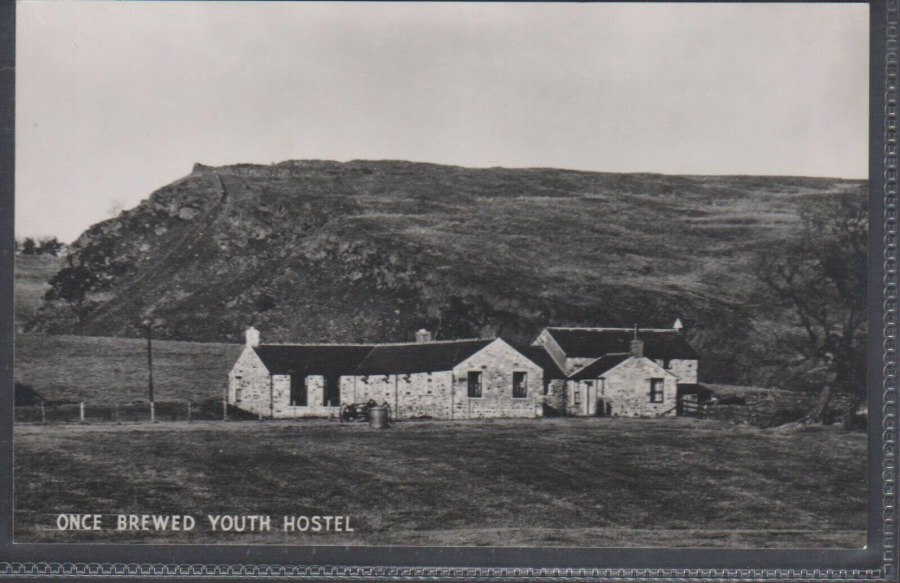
[227,347,271,416]
[270,375,339,418]
[557,357,678,418]
[231,340,546,420]
[450,339,544,419]
[600,357,678,417]
[348,371,454,419]
[658,359,698,384]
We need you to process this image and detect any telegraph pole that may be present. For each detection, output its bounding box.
[140,318,162,403]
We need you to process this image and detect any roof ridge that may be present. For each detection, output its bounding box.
[258,337,493,348]
[258,342,375,347]
[548,327,677,332]
[370,337,493,347]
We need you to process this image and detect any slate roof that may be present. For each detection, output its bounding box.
[355,339,494,375]
[513,345,567,380]
[546,328,699,360]
[252,345,375,375]
[253,339,494,376]
[569,354,633,380]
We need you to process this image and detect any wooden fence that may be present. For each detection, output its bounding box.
[13,398,252,425]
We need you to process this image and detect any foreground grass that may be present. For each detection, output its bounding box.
[15,417,865,548]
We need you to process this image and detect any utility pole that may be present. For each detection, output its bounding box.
[140,318,163,404]
[146,324,154,403]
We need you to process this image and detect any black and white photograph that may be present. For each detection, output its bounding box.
[11,0,871,553]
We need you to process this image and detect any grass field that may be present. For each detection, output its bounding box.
[14,417,866,548]
[15,333,242,403]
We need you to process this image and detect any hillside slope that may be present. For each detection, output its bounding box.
[15,255,64,332]
[27,160,866,385]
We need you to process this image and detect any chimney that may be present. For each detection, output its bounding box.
[673,318,684,333]
[630,325,643,357]
[415,329,432,344]
[245,326,260,348]
[630,338,644,358]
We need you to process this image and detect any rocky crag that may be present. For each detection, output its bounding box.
[28,159,866,386]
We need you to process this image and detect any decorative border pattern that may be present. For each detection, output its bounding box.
[886,0,898,580]
[0,564,891,580]
[0,2,894,581]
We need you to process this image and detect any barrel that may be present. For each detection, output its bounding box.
[369,406,388,429]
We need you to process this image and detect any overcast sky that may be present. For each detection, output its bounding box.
[17,1,869,241]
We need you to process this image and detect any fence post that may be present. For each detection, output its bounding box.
[115,402,120,425]
[79,402,85,424]
[40,402,45,426]
[150,401,155,423]
[258,408,263,423]
[187,401,192,423]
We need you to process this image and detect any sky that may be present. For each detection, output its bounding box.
[17,1,870,241]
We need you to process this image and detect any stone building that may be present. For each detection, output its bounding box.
[227,319,704,421]
[228,328,545,420]
[531,321,704,417]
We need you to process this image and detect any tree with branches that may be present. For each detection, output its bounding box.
[755,187,867,426]
[44,263,99,334]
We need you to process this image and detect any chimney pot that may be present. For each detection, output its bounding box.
[415,329,432,344]
[245,326,260,348]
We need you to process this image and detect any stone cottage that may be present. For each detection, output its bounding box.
[228,319,704,421]
[531,321,704,417]
[228,328,545,420]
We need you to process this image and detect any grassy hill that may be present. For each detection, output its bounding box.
[15,254,63,332]
[25,160,866,387]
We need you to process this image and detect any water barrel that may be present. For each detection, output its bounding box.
[369,406,388,429]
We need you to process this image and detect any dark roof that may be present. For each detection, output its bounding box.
[569,354,632,380]
[546,328,699,360]
[253,345,374,375]
[253,339,495,376]
[355,340,493,375]
[513,346,567,379]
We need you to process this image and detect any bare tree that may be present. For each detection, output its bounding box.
[755,187,867,425]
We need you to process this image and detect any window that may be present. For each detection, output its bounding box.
[599,378,605,395]
[234,388,242,404]
[467,371,482,398]
[323,374,341,407]
[512,372,527,399]
[649,378,665,403]
[574,388,581,406]
[290,374,307,407]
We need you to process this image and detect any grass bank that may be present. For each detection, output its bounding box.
[14,417,865,548]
